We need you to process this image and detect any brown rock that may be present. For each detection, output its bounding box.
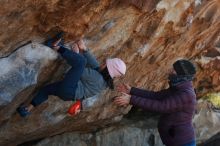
[0,0,220,145]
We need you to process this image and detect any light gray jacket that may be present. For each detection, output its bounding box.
[74,50,107,99]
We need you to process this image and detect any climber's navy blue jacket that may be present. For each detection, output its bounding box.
[130,81,196,146]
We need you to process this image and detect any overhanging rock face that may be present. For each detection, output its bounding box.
[0,43,57,105]
[0,0,220,145]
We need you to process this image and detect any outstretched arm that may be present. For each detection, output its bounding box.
[117,83,168,100]
[130,92,195,113]
[130,87,169,100]
[114,91,195,114]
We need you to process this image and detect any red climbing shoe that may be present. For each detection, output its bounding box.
[68,100,81,116]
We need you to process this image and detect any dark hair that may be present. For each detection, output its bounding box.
[173,59,196,75]
[100,67,114,89]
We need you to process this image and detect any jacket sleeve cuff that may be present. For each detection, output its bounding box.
[130,87,138,95]
[129,95,135,105]
[57,46,66,54]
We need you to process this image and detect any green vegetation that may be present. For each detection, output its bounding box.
[203,93,220,108]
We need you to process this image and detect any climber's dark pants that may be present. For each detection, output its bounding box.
[31,47,86,107]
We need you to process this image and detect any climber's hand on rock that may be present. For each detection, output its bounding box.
[77,39,87,53]
[52,38,62,47]
[51,38,62,51]
[114,93,131,106]
[116,83,131,94]
[53,46,60,51]
[71,43,80,53]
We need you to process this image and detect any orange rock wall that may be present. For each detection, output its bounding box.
[0,0,220,145]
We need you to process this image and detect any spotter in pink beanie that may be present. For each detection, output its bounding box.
[106,58,126,78]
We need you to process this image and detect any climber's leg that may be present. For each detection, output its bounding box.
[56,47,86,100]
[59,46,86,67]
[30,82,61,107]
[17,82,61,117]
[55,46,86,116]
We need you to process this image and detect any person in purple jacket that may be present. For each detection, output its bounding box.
[114,59,197,146]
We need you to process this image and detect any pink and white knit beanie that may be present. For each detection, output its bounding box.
[106,58,126,78]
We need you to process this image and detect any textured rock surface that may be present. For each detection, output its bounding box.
[0,43,59,123]
[34,123,163,146]
[0,43,57,105]
[194,100,220,144]
[0,0,220,145]
[200,132,220,146]
[30,102,220,146]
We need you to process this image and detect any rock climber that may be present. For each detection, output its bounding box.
[17,33,126,117]
[114,59,197,146]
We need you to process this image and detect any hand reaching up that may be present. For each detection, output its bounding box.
[51,38,62,51]
[116,83,131,94]
[71,43,80,53]
[77,39,87,53]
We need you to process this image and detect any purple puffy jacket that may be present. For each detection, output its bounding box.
[130,81,196,146]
